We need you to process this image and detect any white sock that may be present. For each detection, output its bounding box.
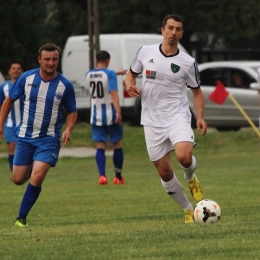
[180,155,196,182]
[161,175,193,211]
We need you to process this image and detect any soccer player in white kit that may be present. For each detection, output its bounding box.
[124,14,207,223]
[0,44,77,227]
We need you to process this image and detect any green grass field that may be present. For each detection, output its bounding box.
[0,123,260,260]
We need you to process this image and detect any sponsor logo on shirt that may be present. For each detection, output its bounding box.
[55,92,63,100]
[148,59,154,63]
[171,63,180,73]
[27,83,37,87]
[146,70,156,79]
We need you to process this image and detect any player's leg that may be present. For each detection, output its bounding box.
[144,126,193,223]
[109,124,124,184]
[15,161,51,227]
[169,120,203,202]
[92,125,108,184]
[4,126,17,172]
[7,142,16,172]
[15,138,59,227]
[174,143,203,202]
[96,141,107,184]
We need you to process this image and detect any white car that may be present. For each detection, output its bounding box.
[188,61,260,131]
[0,71,5,85]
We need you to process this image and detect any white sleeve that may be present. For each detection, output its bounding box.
[130,47,143,74]
[186,61,201,88]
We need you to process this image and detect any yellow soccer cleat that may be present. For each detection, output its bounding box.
[188,175,203,202]
[15,219,28,227]
[184,209,194,223]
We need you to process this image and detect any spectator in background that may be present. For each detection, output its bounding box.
[0,62,23,171]
[232,72,247,88]
[86,50,124,185]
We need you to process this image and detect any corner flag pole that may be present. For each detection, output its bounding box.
[228,94,260,138]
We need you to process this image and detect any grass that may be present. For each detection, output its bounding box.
[0,123,260,259]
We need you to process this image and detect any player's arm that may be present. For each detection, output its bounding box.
[62,111,77,147]
[190,87,207,136]
[110,90,122,125]
[116,69,127,76]
[0,96,14,140]
[124,70,140,97]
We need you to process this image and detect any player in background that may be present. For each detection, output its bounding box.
[86,50,124,185]
[0,43,77,227]
[124,14,207,223]
[0,62,23,172]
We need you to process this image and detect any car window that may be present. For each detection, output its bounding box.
[200,67,256,88]
[229,69,256,89]
[200,68,226,86]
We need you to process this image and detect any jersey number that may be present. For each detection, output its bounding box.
[90,81,104,98]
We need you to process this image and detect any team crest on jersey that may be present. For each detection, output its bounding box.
[55,92,63,100]
[171,63,180,73]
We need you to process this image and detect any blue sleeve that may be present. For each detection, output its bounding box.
[63,81,77,113]
[107,70,118,92]
[9,73,27,101]
[0,84,5,104]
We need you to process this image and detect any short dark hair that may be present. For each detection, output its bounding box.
[162,14,185,29]
[96,50,110,62]
[9,62,22,70]
[38,43,60,57]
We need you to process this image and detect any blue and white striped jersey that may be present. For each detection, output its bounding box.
[0,80,22,129]
[86,68,118,126]
[9,68,76,139]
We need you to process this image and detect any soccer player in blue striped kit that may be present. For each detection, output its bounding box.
[86,51,124,185]
[0,62,23,171]
[0,44,77,227]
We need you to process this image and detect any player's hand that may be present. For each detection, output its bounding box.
[127,85,141,98]
[61,130,71,147]
[196,119,207,136]
[115,112,122,125]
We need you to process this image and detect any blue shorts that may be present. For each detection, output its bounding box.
[14,137,61,167]
[4,125,18,143]
[91,124,123,143]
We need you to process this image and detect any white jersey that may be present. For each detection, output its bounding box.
[130,44,200,127]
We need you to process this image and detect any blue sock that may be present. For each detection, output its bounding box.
[8,155,14,172]
[113,148,124,178]
[17,183,41,220]
[96,148,106,176]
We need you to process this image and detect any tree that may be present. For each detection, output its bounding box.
[1,0,260,75]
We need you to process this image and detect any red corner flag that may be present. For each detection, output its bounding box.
[209,80,229,105]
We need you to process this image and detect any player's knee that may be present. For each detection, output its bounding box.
[12,177,27,185]
[178,155,192,168]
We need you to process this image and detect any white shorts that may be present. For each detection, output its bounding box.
[144,120,196,161]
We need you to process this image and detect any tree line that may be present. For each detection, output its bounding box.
[1,0,260,76]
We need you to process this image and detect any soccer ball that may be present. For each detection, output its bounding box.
[194,199,221,224]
